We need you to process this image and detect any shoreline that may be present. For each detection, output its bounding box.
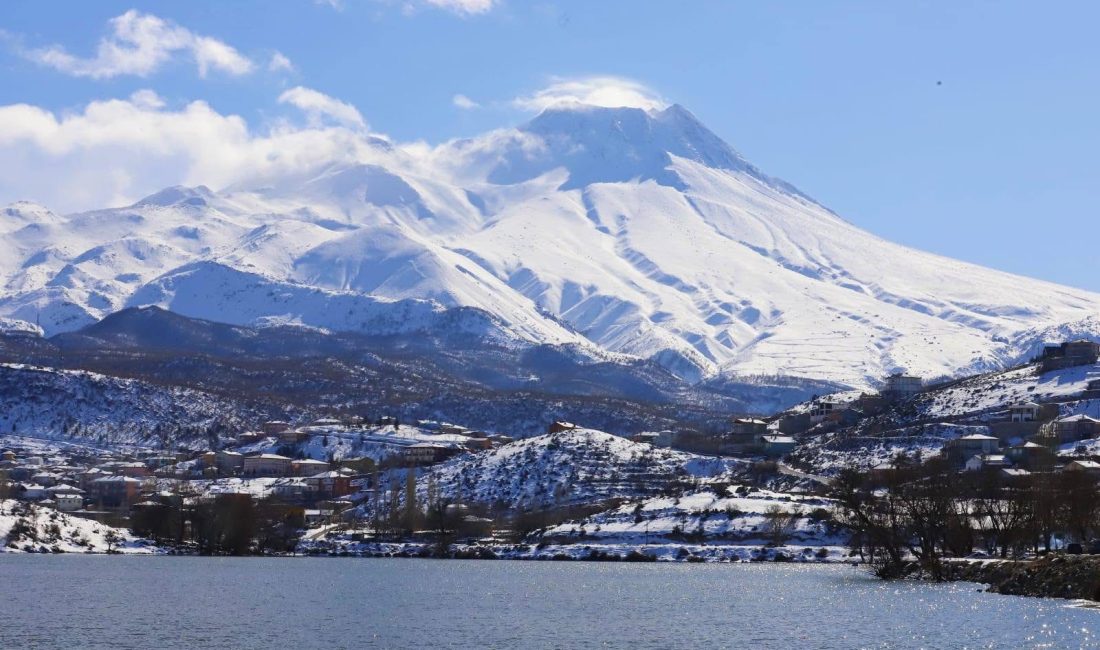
[941,556,1100,602]
[2,540,851,564]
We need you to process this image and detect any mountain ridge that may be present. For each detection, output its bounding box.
[2,102,1098,388]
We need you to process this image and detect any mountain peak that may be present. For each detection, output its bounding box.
[133,185,216,209]
[489,102,812,199]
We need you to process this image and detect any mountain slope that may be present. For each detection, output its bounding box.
[2,103,1098,388]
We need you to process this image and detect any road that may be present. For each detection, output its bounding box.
[777,462,834,487]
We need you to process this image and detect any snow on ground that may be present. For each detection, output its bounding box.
[302,485,847,563]
[916,363,1098,420]
[0,500,155,554]
[418,428,745,510]
[540,485,842,549]
[6,104,1100,388]
[0,362,263,448]
[792,423,992,475]
[240,424,470,463]
[1058,437,1100,457]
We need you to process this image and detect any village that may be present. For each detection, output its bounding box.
[0,415,519,548]
[4,339,1100,560]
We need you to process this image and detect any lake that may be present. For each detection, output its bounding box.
[0,556,1095,649]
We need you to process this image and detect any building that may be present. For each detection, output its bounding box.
[303,509,334,528]
[236,432,262,445]
[883,373,922,401]
[305,471,353,498]
[964,454,1010,472]
[440,423,469,436]
[1051,414,1100,443]
[1041,340,1100,371]
[403,443,460,466]
[15,483,48,500]
[338,457,376,473]
[809,401,838,425]
[89,476,144,509]
[242,453,293,477]
[291,459,331,476]
[270,477,311,500]
[465,438,494,451]
[731,418,768,436]
[944,433,1000,466]
[1006,441,1055,470]
[48,485,85,511]
[216,451,245,475]
[1009,402,1041,423]
[277,429,307,445]
[1064,460,1100,478]
[548,421,577,434]
[262,420,291,435]
[760,435,797,457]
[727,418,769,453]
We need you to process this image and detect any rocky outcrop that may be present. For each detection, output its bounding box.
[946,556,1100,601]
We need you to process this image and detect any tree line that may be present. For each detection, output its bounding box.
[832,456,1099,580]
[131,492,304,555]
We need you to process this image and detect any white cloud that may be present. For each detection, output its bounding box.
[128,89,166,110]
[278,86,366,129]
[314,0,345,9]
[23,10,254,79]
[268,51,294,73]
[422,0,498,16]
[452,94,480,110]
[513,75,668,112]
[0,93,386,212]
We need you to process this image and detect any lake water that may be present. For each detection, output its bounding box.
[0,556,1096,649]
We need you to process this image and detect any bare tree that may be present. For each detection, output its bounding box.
[763,504,800,547]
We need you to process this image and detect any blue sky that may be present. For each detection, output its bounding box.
[1,1,1099,290]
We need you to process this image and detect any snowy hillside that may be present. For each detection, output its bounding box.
[538,485,845,561]
[785,360,1100,476]
[0,363,274,448]
[0,500,153,554]
[419,428,743,510]
[4,103,1100,387]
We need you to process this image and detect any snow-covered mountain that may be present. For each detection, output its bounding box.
[3,102,1099,388]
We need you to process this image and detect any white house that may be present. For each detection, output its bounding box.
[242,453,293,477]
[54,492,84,512]
[1009,402,1041,423]
[964,454,1010,472]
